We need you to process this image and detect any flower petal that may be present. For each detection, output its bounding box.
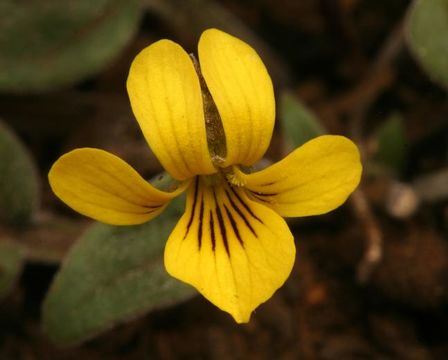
[235,135,362,217]
[127,39,216,180]
[198,29,275,167]
[49,148,188,225]
[164,177,295,323]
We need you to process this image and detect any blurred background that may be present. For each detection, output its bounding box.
[0,0,447,358]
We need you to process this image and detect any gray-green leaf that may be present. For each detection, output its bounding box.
[0,240,24,299]
[42,201,195,346]
[280,92,325,148]
[0,0,141,93]
[407,0,448,88]
[0,121,39,225]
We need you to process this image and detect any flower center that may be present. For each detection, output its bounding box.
[200,165,246,190]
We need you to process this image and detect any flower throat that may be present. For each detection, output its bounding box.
[190,54,227,167]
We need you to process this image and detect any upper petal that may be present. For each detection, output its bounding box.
[127,39,216,180]
[164,177,295,323]
[235,135,362,217]
[49,148,188,225]
[198,29,275,167]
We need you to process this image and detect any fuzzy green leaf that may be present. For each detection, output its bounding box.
[0,121,39,225]
[42,201,195,346]
[0,0,141,93]
[280,92,325,148]
[407,0,448,88]
[0,240,24,299]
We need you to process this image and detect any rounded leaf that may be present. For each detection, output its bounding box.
[0,0,141,93]
[42,200,195,346]
[0,121,39,225]
[407,0,448,88]
[0,240,24,299]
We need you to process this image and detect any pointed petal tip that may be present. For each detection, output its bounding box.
[232,311,251,324]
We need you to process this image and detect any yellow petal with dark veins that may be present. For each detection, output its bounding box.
[49,148,188,225]
[164,177,295,323]
[235,135,362,217]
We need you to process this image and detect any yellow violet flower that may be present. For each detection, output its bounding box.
[49,28,362,323]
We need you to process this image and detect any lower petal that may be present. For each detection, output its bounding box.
[164,177,295,323]
[235,135,362,217]
[49,148,188,225]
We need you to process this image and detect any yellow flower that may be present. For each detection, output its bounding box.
[48,29,362,323]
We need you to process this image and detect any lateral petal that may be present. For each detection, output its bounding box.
[164,177,295,323]
[198,29,275,167]
[235,135,362,217]
[127,39,216,180]
[49,148,188,225]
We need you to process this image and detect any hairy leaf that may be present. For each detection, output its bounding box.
[0,121,39,225]
[0,0,141,92]
[0,240,24,299]
[42,200,195,346]
[280,92,325,148]
[407,0,448,88]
